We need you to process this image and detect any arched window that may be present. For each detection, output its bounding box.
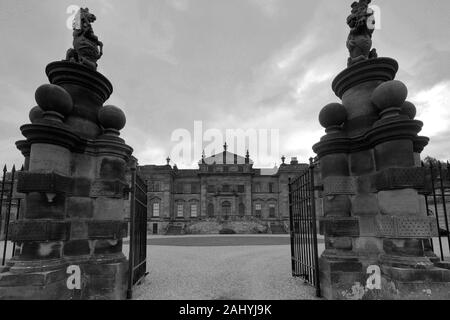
[176,203,184,218]
[207,203,214,217]
[222,201,231,218]
[152,202,160,217]
[150,197,162,217]
[190,203,198,217]
[255,203,262,218]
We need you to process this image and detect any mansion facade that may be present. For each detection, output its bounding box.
[138,146,308,234]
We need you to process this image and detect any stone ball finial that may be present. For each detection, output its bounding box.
[371,80,408,111]
[98,105,126,132]
[29,106,44,123]
[35,84,73,119]
[400,101,417,120]
[319,103,347,132]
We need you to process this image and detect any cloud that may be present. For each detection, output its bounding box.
[248,0,280,18]
[410,81,450,161]
[276,34,317,71]
[169,0,190,12]
[0,0,449,170]
[423,129,450,161]
[187,9,344,168]
[98,1,178,65]
[97,0,115,15]
[293,69,333,103]
[413,81,450,138]
[136,142,168,166]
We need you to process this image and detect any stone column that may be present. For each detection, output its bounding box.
[0,61,133,300]
[246,182,252,217]
[0,83,77,300]
[313,58,450,300]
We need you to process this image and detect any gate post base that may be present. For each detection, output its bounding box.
[0,263,71,300]
[0,256,128,300]
[78,257,128,300]
[319,254,450,300]
[319,255,365,300]
[379,264,450,300]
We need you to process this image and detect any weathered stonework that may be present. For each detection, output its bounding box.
[0,60,133,300]
[313,54,450,299]
[323,176,357,196]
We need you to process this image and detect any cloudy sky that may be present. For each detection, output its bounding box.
[0,0,449,169]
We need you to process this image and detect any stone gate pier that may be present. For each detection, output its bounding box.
[312,0,450,300]
[0,8,133,299]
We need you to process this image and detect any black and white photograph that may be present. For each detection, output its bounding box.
[0,0,449,309]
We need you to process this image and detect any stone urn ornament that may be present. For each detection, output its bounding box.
[346,0,378,66]
[65,8,103,70]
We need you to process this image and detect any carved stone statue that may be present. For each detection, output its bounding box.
[66,8,103,70]
[346,0,378,67]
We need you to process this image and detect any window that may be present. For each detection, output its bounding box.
[269,204,276,218]
[177,204,184,217]
[223,166,228,173]
[254,183,261,193]
[191,183,200,194]
[152,203,160,217]
[191,204,198,217]
[149,181,159,192]
[222,184,230,193]
[238,166,244,173]
[222,201,231,219]
[175,184,183,194]
[207,203,214,217]
[207,185,215,193]
[239,203,245,217]
[238,185,245,193]
[269,183,274,193]
[255,203,262,217]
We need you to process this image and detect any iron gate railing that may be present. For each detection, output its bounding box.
[289,159,321,298]
[1,165,23,267]
[423,160,450,260]
[127,164,148,299]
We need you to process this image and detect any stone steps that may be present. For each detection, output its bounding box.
[166,225,183,235]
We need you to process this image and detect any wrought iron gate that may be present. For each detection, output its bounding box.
[289,159,321,297]
[1,165,23,267]
[127,164,148,299]
[423,160,450,261]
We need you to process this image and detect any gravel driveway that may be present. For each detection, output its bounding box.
[133,241,319,300]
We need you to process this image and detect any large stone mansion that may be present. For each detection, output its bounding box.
[137,145,308,234]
